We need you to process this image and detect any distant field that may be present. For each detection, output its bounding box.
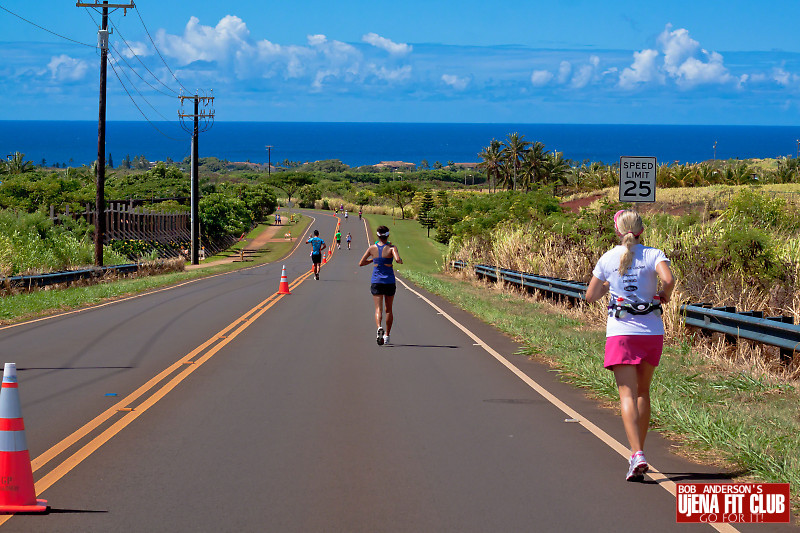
[361,214,447,276]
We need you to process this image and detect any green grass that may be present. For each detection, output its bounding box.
[0,215,312,324]
[370,211,800,510]
[363,214,447,275]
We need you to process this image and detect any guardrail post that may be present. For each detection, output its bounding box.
[766,315,796,364]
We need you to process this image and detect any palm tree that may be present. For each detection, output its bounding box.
[5,152,33,174]
[500,132,530,191]
[477,140,503,193]
[544,151,570,192]
[519,141,547,191]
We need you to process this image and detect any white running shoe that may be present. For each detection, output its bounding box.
[626,451,648,482]
[383,334,390,345]
[376,327,384,345]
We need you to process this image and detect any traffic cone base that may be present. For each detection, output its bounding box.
[277,265,291,295]
[0,364,47,513]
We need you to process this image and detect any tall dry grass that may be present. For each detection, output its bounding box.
[448,216,800,380]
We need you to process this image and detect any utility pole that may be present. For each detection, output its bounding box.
[265,145,273,176]
[179,91,215,265]
[77,1,135,266]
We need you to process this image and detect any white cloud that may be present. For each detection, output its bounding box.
[47,54,89,82]
[771,67,799,86]
[657,25,731,87]
[442,74,469,90]
[570,64,594,89]
[371,65,412,82]
[362,33,412,55]
[157,15,252,66]
[659,25,698,78]
[120,41,150,59]
[530,70,554,87]
[307,34,327,47]
[618,25,733,89]
[673,51,730,87]
[619,49,662,89]
[557,60,571,84]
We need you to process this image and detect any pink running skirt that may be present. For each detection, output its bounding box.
[604,335,663,369]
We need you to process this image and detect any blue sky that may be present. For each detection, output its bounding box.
[3,1,800,124]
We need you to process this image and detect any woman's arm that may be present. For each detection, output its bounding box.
[584,276,609,304]
[358,246,374,267]
[391,245,403,264]
[655,261,675,304]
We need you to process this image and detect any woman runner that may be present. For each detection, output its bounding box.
[346,232,352,250]
[585,209,675,482]
[359,225,403,345]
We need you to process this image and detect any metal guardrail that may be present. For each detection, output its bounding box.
[452,261,588,300]
[681,303,799,363]
[2,264,140,290]
[452,260,799,361]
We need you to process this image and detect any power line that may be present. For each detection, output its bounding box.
[108,59,188,142]
[110,42,177,98]
[134,6,190,94]
[107,14,181,96]
[0,4,95,48]
[108,49,174,122]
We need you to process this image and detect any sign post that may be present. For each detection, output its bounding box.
[619,156,657,203]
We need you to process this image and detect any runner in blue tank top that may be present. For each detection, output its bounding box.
[358,225,403,345]
[305,229,326,280]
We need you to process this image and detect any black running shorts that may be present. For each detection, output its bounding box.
[370,283,396,296]
[311,253,322,264]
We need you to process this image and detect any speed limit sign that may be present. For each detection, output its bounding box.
[619,156,657,203]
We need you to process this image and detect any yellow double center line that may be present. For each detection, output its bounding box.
[0,269,313,525]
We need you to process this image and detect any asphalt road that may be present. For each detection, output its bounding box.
[0,210,793,532]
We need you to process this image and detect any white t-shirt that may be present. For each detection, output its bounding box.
[592,244,670,337]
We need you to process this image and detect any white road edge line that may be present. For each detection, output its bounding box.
[396,277,738,533]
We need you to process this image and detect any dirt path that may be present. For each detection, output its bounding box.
[559,193,605,213]
[185,222,297,270]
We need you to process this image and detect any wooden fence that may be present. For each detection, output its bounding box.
[51,203,190,245]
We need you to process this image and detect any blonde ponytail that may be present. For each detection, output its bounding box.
[613,210,644,276]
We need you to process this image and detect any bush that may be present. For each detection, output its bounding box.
[199,193,250,241]
[725,188,800,231]
[0,209,127,274]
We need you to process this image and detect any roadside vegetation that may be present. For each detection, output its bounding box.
[0,214,310,323]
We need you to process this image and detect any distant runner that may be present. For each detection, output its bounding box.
[585,209,675,482]
[346,232,352,250]
[358,209,362,220]
[344,210,348,221]
[359,225,403,345]
[306,229,326,280]
[335,230,342,249]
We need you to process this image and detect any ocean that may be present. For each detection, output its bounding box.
[2,121,800,169]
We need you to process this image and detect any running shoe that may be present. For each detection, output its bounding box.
[376,327,385,345]
[626,451,648,482]
[383,334,390,345]
[315,273,319,280]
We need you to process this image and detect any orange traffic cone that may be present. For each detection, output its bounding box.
[0,363,47,513]
[277,265,291,295]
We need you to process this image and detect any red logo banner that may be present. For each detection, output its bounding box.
[676,483,790,523]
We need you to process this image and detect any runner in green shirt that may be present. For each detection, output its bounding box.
[335,230,342,249]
